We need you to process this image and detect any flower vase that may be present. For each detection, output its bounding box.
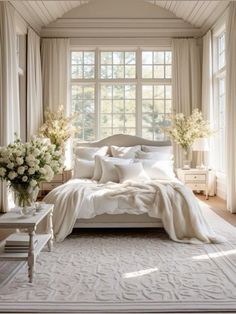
[183,148,191,170]
[12,184,39,215]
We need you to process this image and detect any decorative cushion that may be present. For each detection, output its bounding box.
[74,146,108,161]
[110,145,141,159]
[115,162,150,183]
[73,158,95,179]
[92,155,105,181]
[142,145,173,155]
[138,159,176,180]
[99,157,133,183]
[135,150,172,161]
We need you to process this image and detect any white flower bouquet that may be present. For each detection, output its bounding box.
[163,109,212,152]
[0,137,63,208]
[39,106,78,150]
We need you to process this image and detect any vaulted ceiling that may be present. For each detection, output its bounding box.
[10,0,230,35]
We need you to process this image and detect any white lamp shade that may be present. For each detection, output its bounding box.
[192,138,209,151]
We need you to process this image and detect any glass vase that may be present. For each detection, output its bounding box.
[12,184,39,215]
[183,148,191,170]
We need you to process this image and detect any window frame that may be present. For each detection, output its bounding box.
[70,46,172,141]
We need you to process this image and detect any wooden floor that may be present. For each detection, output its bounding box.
[197,194,236,227]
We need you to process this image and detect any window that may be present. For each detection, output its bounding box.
[213,30,226,173]
[70,48,172,141]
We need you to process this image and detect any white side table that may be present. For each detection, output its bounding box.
[0,204,54,283]
[177,168,209,200]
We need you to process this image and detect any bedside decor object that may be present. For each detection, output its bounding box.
[0,137,63,214]
[39,106,77,151]
[177,168,209,200]
[192,138,209,169]
[163,109,212,169]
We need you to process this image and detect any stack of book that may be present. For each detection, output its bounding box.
[4,233,38,253]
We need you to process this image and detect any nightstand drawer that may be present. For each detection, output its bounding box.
[41,182,62,191]
[186,183,206,190]
[185,174,206,181]
[52,174,63,181]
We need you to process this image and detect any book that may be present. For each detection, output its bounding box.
[5,233,32,246]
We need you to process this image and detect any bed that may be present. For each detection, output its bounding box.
[44,134,223,244]
[73,134,171,229]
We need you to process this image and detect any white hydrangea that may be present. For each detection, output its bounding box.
[17,166,25,175]
[16,157,24,165]
[28,167,36,175]
[8,171,17,180]
[30,179,37,187]
[7,162,14,169]
[0,167,6,177]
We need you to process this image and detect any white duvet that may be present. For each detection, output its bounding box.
[44,179,225,244]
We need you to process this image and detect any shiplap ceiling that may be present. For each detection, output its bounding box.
[11,0,230,35]
[147,1,230,32]
[10,1,88,32]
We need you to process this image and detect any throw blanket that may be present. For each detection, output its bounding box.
[44,180,225,244]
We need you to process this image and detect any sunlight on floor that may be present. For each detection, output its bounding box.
[122,267,159,279]
[193,249,236,260]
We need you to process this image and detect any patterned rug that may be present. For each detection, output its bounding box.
[1,202,236,313]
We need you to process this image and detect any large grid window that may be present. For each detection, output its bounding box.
[213,31,226,173]
[70,48,172,141]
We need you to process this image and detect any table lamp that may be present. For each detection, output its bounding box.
[192,138,209,169]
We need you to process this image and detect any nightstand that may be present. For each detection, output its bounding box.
[177,168,209,200]
[38,169,72,199]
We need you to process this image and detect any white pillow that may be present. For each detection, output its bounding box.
[73,158,95,179]
[74,146,108,161]
[110,145,141,159]
[115,162,150,183]
[92,155,105,181]
[142,145,173,155]
[99,157,133,183]
[135,150,172,161]
[139,159,176,180]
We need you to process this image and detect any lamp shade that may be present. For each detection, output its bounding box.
[192,138,209,151]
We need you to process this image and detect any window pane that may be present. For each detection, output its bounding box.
[125,65,136,78]
[100,84,136,135]
[125,52,136,64]
[84,52,94,64]
[72,52,83,64]
[142,51,152,64]
[71,84,95,141]
[71,65,83,79]
[71,51,95,79]
[113,65,124,78]
[154,51,164,64]
[142,65,153,78]
[113,52,124,64]
[154,65,164,79]
[142,84,172,140]
[101,52,112,64]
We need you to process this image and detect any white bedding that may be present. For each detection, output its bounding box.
[44,178,225,244]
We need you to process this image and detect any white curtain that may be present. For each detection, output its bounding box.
[27,28,43,139]
[41,38,71,168]
[201,30,216,196]
[0,2,20,212]
[172,38,202,168]
[41,38,69,113]
[226,2,236,213]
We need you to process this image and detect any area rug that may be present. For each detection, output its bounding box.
[0,202,236,313]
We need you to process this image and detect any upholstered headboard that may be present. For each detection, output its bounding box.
[75,134,171,148]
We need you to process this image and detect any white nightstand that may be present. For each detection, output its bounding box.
[177,168,209,200]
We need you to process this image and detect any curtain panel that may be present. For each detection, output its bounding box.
[41,38,69,113]
[201,30,216,196]
[226,2,236,213]
[172,38,202,168]
[0,2,20,212]
[27,28,43,139]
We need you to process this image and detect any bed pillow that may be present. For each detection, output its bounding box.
[110,145,141,159]
[92,155,107,181]
[115,162,150,183]
[138,159,176,180]
[74,146,108,161]
[142,145,173,155]
[135,150,172,161]
[99,157,133,183]
[73,158,95,179]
